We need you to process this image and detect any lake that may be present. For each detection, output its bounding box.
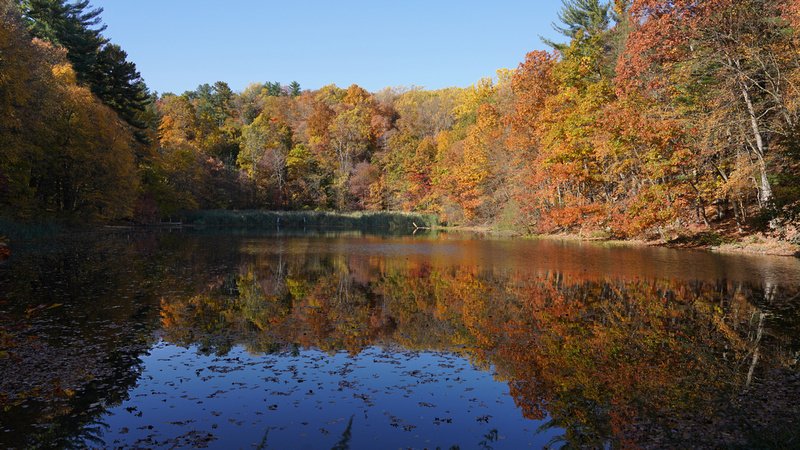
[1,227,799,449]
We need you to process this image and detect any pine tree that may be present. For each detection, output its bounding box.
[209,81,233,126]
[18,1,151,130]
[17,0,106,82]
[90,43,150,126]
[541,0,613,51]
[289,81,301,98]
[265,81,283,97]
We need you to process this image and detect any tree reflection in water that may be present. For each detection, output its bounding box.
[157,235,800,448]
[1,229,798,448]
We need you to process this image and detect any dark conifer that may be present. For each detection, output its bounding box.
[90,43,150,126]
[18,0,152,131]
[541,0,613,51]
[18,0,106,82]
[289,81,301,97]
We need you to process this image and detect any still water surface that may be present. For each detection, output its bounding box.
[1,228,799,448]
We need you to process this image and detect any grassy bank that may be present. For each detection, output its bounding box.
[179,210,439,230]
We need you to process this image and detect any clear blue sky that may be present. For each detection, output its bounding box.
[93,0,565,95]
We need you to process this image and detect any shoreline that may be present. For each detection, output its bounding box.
[437,226,800,257]
[3,217,797,258]
[149,222,800,257]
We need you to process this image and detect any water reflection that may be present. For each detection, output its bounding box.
[157,229,800,447]
[0,232,163,448]
[1,228,799,448]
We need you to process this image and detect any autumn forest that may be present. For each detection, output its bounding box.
[3,0,800,241]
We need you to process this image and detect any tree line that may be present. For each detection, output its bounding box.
[2,0,799,239]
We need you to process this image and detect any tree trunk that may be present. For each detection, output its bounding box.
[741,87,773,207]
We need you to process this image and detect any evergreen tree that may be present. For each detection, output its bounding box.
[89,43,150,127]
[17,0,106,83]
[194,83,214,116]
[265,81,283,97]
[17,0,151,130]
[289,81,301,97]
[209,81,233,126]
[541,0,613,51]
[193,82,233,126]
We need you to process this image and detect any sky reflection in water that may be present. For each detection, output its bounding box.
[104,343,549,449]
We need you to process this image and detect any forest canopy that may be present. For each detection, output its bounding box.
[2,0,800,241]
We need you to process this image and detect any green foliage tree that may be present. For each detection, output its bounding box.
[192,81,233,127]
[289,81,301,97]
[542,0,614,51]
[17,0,106,82]
[17,0,152,136]
[232,82,265,126]
[238,113,292,207]
[265,81,283,97]
[89,43,150,127]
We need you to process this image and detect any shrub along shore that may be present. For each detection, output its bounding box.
[175,210,439,230]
